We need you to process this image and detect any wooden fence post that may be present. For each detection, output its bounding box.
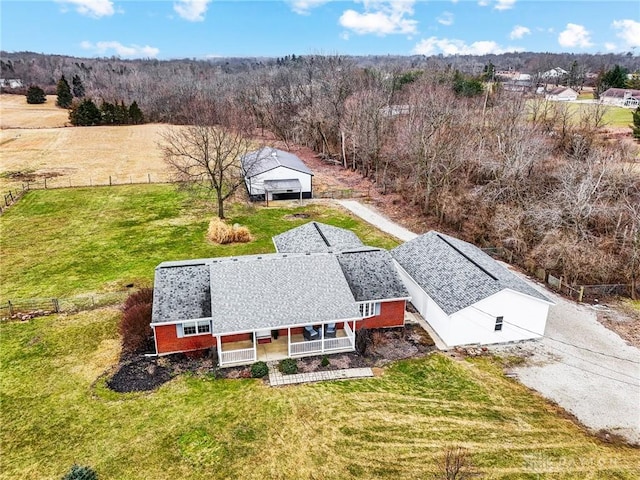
[109,175,112,186]
[578,286,584,303]
[44,177,47,189]
[52,298,59,313]
[8,300,13,316]
[148,173,151,184]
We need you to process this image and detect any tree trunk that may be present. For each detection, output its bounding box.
[217,195,225,219]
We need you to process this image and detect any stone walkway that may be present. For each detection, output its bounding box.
[268,366,374,386]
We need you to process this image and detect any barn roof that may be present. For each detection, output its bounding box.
[242,148,313,178]
[391,231,551,315]
[273,221,364,253]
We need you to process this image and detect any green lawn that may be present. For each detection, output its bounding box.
[1,309,638,479]
[0,185,399,301]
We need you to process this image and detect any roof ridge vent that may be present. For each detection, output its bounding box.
[436,234,498,281]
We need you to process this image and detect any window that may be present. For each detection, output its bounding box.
[182,321,210,336]
[359,302,381,318]
[495,316,504,331]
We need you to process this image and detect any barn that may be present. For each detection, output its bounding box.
[391,231,554,347]
[242,148,313,201]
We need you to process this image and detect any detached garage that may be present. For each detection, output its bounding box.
[392,231,554,348]
[242,148,313,201]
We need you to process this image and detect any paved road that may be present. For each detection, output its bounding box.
[339,199,640,444]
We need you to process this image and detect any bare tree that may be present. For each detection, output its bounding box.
[434,446,478,480]
[160,124,257,218]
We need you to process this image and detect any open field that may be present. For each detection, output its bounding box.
[0,94,68,129]
[1,309,638,480]
[567,102,633,128]
[0,184,400,300]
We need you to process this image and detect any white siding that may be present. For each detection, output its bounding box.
[447,289,550,346]
[246,166,312,196]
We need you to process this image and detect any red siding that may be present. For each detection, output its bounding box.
[154,324,216,354]
[221,333,252,343]
[359,300,406,330]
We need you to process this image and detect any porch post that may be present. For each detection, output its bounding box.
[287,327,291,357]
[320,322,325,353]
[216,335,222,366]
[253,331,257,362]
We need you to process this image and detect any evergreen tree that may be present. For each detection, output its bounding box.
[100,101,117,124]
[453,71,484,97]
[632,106,640,141]
[602,65,628,89]
[71,74,85,98]
[56,75,73,108]
[69,98,102,126]
[25,85,46,104]
[116,101,129,124]
[482,61,495,81]
[128,101,144,124]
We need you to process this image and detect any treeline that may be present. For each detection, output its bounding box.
[2,51,639,290]
[69,99,143,126]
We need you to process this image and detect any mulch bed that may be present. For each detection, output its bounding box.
[106,324,435,392]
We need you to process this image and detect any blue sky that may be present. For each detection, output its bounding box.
[1,1,639,59]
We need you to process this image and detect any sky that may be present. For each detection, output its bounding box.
[1,0,639,59]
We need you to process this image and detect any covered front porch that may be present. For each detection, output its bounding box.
[217,320,357,367]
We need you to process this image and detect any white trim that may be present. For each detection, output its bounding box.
[213,316,363,338]
[151,316,213,327]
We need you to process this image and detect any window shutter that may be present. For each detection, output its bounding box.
[176,323,184,338]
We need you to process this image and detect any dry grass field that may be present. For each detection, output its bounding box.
[0,94,171,193]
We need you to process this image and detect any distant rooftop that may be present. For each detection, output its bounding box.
[273,221,364,253]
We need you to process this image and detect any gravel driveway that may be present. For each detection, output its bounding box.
[338,199,640,445]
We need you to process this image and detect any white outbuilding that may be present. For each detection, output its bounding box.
[391,231,554,348]
[242,148,313,202]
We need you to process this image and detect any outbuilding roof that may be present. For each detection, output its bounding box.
[391,231,551,315]
[337,248,410,302]
[273,221,364,253]
[242,148,313,178]
[152,253,361,334]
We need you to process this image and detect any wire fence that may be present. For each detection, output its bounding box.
[0,291,130,321]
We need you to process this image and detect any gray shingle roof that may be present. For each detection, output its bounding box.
[152,262,211,323]
[273,221,364,253]
[391,231,551,315]
[337,249,410,302]
[242,148,313,178]
[152,253,361,334]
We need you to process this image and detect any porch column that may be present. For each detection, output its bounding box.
[320,322,325,353]
[287,327,291,357]
[253,331,257,362]
[216,335,222,366]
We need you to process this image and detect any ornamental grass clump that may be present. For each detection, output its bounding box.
[207,217,252,244]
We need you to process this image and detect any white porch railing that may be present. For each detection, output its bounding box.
[290,339,322,356]
[220,347,255,365]
[324,336,352,351]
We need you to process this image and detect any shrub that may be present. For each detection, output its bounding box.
[251,361,269,378]
[320,355,330,367]
[278,358,298,375]
[119,288,154,354]
[355,328,371,356]
[26,85,46,104]
[61,464,98,480]
[207,217,252,244]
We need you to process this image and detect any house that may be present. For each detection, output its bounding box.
[541,67,568,79]
[151,223,410,365]
[0,79,24,89]
[273,221,364,253]
[600,88,640,108]
[391,231,554,348]
[242,148,313,202]
[545,87,578,101]
[151,253,362,366]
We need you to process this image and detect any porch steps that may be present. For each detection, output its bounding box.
[268,366,374,387]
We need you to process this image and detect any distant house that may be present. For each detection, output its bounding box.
[0,79,24,89]
[545,87,578,102]
[391,231,554,348]
[541,67,568,79]
[600,88,640,108]
[151,222,409,365]
[241,148,313,202]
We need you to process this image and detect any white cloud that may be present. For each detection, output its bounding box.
[413,37,517,56]
[437,11,454,26]
[604,42,617,51]
[558,23,593,48]
[81,40,160,58]
[56,0,114,18]
[339,1,418,36]
[510,25,530,40]
[288,0,330,15]
[478,0,489,6]
[173,0,211,22]
[612,19,640,48]
[494,0,516,10]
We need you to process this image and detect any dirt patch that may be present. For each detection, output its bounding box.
[596,301,640,348]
